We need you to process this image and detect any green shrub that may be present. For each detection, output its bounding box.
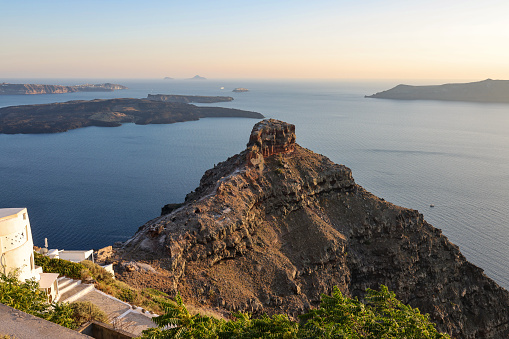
[119,288,137,303]
[141,286,451,339]
[80,260,114,283]
[34,252,84,280]
[70,301,109,326]
[0,271,75,329]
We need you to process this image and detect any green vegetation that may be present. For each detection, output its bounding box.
[0,270,112,329]
[34,252,84,280]
[141,286,450,339]
[69,301,109,325]
[80,259,171,313]
[33,253,171,314]
[0,270,76,328]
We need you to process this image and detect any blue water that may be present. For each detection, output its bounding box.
[1,79,508,290]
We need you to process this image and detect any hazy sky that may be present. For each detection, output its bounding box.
[2,0,509,80]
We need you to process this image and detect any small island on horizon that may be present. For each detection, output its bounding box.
[187,75,206,80]
[0,97,263,134]
[366,79,509,103]
[0,82,127,95]
[233,87,249,92]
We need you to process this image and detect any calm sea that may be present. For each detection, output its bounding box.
[1,78,508,290]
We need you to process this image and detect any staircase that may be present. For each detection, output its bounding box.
[56,277,94,303]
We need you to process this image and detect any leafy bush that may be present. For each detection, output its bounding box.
[69,301,109,326]
[80,260,114,283]
[0,271,76,329]
[34,252,84,280]
[141,286,451,339]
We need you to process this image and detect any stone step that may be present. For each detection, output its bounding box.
[60,283,95,304]
[57,277,75,290]
[58,279,81,296]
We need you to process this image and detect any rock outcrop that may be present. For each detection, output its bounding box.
[0,98,263,134]
[366,78,509,103]
[0,83,127,95]
[119,119,509,338]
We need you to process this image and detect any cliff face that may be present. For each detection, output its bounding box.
[0,83,127,95]
[119,119,509,338]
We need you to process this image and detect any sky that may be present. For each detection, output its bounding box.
[2,0,509,80]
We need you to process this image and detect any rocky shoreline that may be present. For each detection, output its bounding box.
[0,98,263,134]
[147,94,233,103]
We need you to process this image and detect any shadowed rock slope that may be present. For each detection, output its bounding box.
[119,119,509,338]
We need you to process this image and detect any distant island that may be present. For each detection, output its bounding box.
[163,77,173,80]
[187,75,206,80]
[366,79,509,103]
[233,88,249,92]
[147,94,233,103]
[0,82,127,95]
[0,98,264,134]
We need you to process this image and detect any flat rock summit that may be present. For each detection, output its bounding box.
[118,119,509,338]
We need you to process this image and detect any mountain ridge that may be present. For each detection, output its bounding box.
[366,79,509,103]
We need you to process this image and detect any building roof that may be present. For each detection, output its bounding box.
[0,302,92,338]
[39,272,60,289]
[0,207,25,220]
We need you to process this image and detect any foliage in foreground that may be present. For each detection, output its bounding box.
[0,271,76,328]
[142,286,450,339]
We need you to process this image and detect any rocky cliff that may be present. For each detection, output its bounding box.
[0,83,127,95]
[366,78,509,103]
[119,119,509,338]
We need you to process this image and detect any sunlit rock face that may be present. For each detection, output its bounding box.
[119,119,509,339]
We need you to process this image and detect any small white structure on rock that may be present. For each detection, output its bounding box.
[47,249,94,263]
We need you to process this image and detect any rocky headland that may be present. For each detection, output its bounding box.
[147,94,233,103]
[117,119,509,338]
[366,79,509,103]
[0,82,127,95]
[0,98,263,134]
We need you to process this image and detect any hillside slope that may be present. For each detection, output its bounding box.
[119,119,509,338]
[366,78,509,103]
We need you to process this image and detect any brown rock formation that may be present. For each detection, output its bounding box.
[118,119,509,338]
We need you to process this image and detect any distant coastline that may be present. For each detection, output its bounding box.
[147,94,233,103]
[0,82,127,95]
[366,79,509,103]
[0,97,263,134]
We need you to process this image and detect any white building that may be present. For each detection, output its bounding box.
[0,208,59,302]
[0,208,39,281]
